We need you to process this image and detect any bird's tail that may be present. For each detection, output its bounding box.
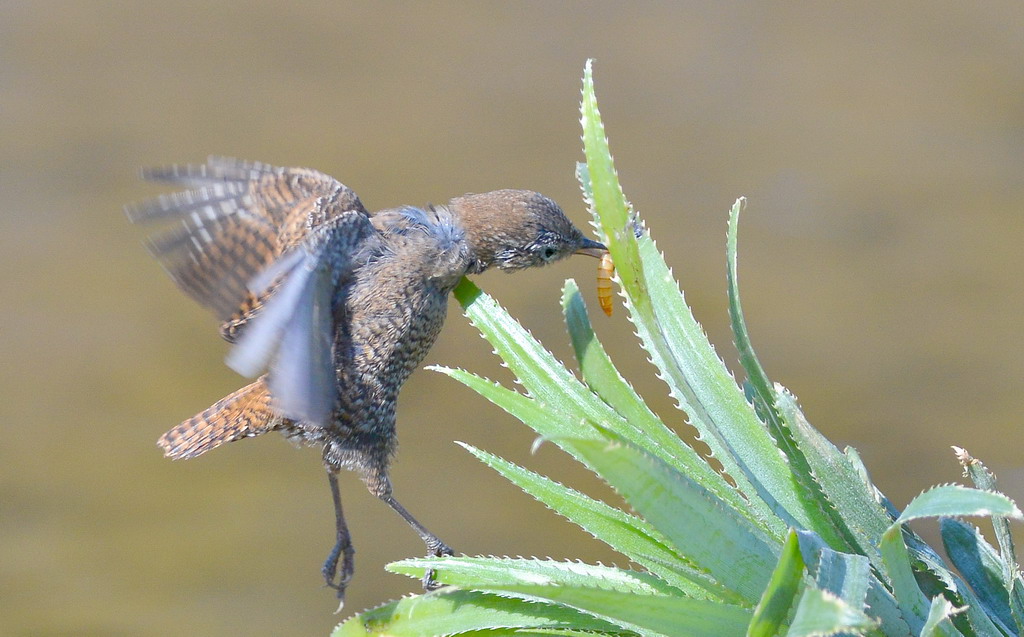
[158,377,278,460]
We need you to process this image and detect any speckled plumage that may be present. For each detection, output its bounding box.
[127,157,605,605]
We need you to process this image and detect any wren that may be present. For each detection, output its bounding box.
[127,157,606,606]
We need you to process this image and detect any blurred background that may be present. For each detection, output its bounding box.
[3,1,1023,634]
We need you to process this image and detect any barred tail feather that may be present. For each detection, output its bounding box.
[158,378,279,459]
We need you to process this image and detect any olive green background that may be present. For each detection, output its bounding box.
[3,2,1023,634]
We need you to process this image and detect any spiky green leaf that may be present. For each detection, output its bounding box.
[331,589,620,637]
[388,556,676,596]
[581,61,800,537]
[482,585,751,637]
[775,388,891,561]
[726,197,859,551]
[747,530,805,637]
[458,442,731,600]
[920,595,964,637]
[955,447,1021,589]
[794,530,910,636]
[896,486,1022,525]
[940,518,1017,633]
[875,485,1014,635]
[449,278,737,493]
[787,588,878,637]
[569,437,778,603]
[879,524,933,632]
[561,279,746,513]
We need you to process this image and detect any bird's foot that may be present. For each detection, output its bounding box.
[322,535,355,611]
[421,539,455,591]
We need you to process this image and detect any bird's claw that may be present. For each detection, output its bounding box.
[322,537,355,610]
[421,541,455,591]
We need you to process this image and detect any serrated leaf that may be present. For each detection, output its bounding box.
[449,278,739,499]
[879,518,970,637]
[581,63,796,538]
[794,530,911,637]
[955,447,1021,588]
[726,210,858,570]
[442,630,616,637]
[388,556,677,596]
[486,585,752,637]
[747,530,805,637]
[432,367,601,443]
[578,62,640,293]
[940,518,1017,633]
[569,437,779,604]
[332,589,620,636]
[887,536,1001,637]
[879,522,932,632]
[561,279,747,514]
[562,278,653,427]
[787,588,878,637]
[809,548,869,609]
[842,447,887,511]
[451,630,621,636]
[450,278,616,431]
[896,486,1022,525]
[775,388,891,562]
[947,570,1015,637]
[459,442,732,601]
[725,197,772,420]
[920,595,964,637]
[1010,579,1024,634]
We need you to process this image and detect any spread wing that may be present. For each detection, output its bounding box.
[129,157,380,426]
[126,156,369,324]
[221,212,380,427]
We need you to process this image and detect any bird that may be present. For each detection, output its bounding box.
[126,156,607,606]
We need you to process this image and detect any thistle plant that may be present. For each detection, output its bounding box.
[334,61,1023,637]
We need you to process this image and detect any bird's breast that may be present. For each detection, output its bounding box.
[342,257,453,396]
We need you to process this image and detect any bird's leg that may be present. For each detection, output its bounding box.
[379,493,454,590]
[322,472,355,609]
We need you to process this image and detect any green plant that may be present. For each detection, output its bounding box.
[333,61,1023,637]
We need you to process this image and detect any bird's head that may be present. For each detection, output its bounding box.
[448,189,606,273]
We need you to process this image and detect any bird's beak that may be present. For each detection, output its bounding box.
[574,238,607,259]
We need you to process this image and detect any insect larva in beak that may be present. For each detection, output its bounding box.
[597,251,614,317]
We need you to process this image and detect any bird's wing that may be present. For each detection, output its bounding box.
[126,157,369,322]
[226,211,381,427]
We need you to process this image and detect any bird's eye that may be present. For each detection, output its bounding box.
[541,245,559,261]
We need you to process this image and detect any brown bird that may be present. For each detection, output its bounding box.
[126,157,606,605]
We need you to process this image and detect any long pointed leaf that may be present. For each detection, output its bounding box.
[877,486,1016,635]
[570,437,779,604]
[795,530,910,636]
[562,279,748,514]
[431,367,601,444]
[388,556,677,596]
[920,596,964,637]
[459,442,733,601]
[581,61,797,537]
[955,447,1021,588]
[940,518,1017,633]
[775,388,891,562]
[879,524,933,633]
[483,586,751,637]
[896,486,1023,525]
[435,361,740,594]
[728,199,858,552]
[450,278,739,495]
[787,588,878,637]
[747,530,805,637]
[332,590,620,637]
